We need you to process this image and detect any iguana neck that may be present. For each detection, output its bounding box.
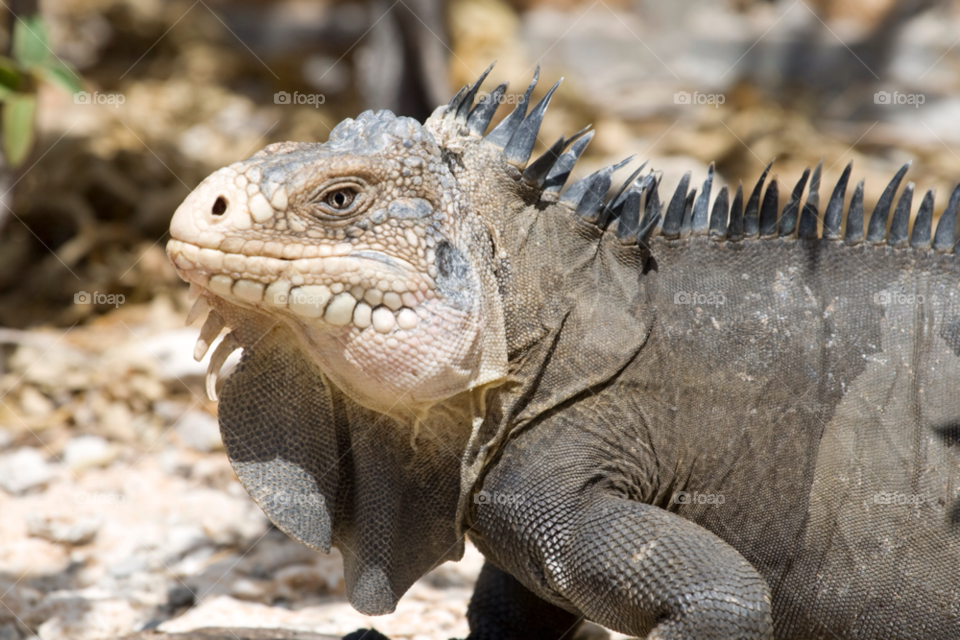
[452,138,653,363]
[448,138,654,427]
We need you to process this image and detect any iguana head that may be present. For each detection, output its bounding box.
[165,63,656,615]
[167,103,510,415]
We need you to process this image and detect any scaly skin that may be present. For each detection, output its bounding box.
[168,66,960,639]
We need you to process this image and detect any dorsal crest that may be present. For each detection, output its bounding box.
[428,62,960,255]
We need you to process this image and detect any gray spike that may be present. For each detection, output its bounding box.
[543,131,594,196]
[779,167,809,237]
[662,172,691,238]
[523,126,589,188]
[639,179,662,248]
[467,82,507,136]
[640,173,661,231]
[933,183,960,251]
[455,62,495,123]
[823,161,852,240]
[630,171,657,203]
[680,189,697,236]
[559,167,599,206]
[522,136,566,187]
[445,85,469,119]
[503,78,562,167]
[616,188,643,242]
[798,159,822,239]
[888,182,914,247]
[576,168,615,223]
[638,208,661,248]
[844,179,865,245]
[910,188,935,249]
[709,185,729,240]
[727,182,744,241]
[559,155,632,208]
[759,179,779,237]
[485,66,539,147]
[608,161,650,211]
[867,161,911,243]
[601,160,649,228]
[691,163,714,235]
[744,159,774,237]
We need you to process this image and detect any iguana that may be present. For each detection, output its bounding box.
[165,64,960,639]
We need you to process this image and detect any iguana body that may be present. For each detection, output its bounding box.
[166,65,960,639]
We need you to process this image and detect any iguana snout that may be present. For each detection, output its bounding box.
[166,111,496,414]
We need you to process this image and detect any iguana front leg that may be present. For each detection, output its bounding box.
[472,492,772,639]
[560,496,772,639]
[468,425,773,640]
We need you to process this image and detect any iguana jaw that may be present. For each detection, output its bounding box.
[165,115,501,415]
[166,237,438,334]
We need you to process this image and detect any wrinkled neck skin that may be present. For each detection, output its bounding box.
[437,128,654,497]
[450,132,653,378]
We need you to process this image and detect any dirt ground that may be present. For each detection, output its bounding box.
[1,0,959,638]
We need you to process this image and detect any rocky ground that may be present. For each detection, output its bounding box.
[0,292,491,640]
[2,0,960,638]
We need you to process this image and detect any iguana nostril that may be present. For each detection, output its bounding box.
[211,196,227,216]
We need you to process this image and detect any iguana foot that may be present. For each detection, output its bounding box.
[342,629,391,640]
[466,561,582,640]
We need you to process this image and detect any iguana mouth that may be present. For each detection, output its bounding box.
[167,238,436,333]
[167,234,484,410]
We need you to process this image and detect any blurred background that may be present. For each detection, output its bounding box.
[0,0,958,638]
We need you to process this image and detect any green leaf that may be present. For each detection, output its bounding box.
[3,93,37,167]
[0,85,15,102]
[0,57,22,92]
[38,62,83,95]
[12,16,50,67]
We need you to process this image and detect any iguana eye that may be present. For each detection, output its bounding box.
[325,187,357,210]
[308,181,369,223]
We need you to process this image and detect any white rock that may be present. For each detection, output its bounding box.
[27,514,101,546]
[161,524,211,562]
[108,556,148,578]
[36,596,140,640]
[174,411,223,452]
[19,386,54,418]
[0,447,55,494]
[63,436,118,470]
[99,402,136,442]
